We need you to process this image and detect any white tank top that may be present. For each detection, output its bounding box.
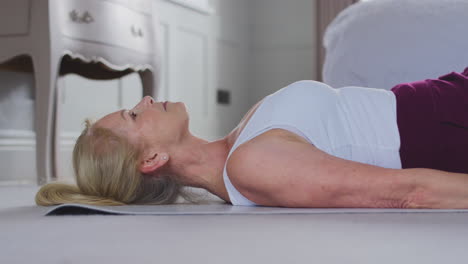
[223,80,401,206]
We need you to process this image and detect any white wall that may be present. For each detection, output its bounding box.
[250,0,317,104]
[212,0,252,137]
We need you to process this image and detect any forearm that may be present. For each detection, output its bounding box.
[398,168,468,209]
[330,167,468,209]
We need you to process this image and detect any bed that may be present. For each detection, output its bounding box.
[322,0,468,90]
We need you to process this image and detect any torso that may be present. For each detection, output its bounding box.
[220,81,401,205]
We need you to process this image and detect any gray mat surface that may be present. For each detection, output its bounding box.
[46,202,468,215]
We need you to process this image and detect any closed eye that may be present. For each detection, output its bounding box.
[129,111,137,120]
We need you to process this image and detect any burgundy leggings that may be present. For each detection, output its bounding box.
[391,67,468,173]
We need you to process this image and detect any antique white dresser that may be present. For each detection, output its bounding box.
[0,0,159,184]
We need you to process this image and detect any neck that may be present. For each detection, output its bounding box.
[165,134,232,203]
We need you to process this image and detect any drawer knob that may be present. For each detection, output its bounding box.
[69,10,94,24]
[131,25,144,38]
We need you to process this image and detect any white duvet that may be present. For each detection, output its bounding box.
[323,0,468,90]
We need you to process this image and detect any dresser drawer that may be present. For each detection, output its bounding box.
[0,0,30,36]
[57,0,153,54]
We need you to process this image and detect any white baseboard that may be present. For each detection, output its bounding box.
[0,129,77,184]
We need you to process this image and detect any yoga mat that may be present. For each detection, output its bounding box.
[45,203,468,216]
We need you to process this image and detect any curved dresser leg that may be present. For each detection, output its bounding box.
[32,52,61,185]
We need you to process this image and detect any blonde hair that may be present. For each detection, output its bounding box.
[36,119,196,206]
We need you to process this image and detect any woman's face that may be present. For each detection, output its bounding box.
[96,96,190,149]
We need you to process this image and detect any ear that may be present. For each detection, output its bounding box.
[139,152,169,175]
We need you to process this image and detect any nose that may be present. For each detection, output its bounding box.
[143,96,154,105]
[133,96,154,110]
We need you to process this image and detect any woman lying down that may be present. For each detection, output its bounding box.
[36,67,468,208]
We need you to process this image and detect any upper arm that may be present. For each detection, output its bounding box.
[227,135,416,208]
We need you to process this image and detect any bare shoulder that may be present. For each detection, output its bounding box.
[226,129,313,206]
[227,129,311,174]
